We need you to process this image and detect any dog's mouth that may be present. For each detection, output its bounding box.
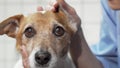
[35,62,50,67]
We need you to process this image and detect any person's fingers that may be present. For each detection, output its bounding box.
[52,1,59,12]
[37,6,43,11]
[56,0,76,15]
[57,0,70,11]
[37,0,75,14]
[57,0,81,28]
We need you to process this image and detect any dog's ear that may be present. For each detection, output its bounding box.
[0,14,23,38]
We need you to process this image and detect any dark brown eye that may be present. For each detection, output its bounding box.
[53,26,65,37]
[24,27,36,38]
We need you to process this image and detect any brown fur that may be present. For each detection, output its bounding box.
[0,10,76,68]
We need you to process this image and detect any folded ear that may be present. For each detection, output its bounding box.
[0,14,23,38]
[56,0,80,32]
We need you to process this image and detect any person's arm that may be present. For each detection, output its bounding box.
[53,0,103,68]
[70,27,103,68]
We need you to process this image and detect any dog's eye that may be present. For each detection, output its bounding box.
[53,26,65,37]
[24,27,36,38]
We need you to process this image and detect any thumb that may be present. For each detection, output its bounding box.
[56,0,76,15]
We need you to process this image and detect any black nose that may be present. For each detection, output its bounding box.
[35,51,51,65]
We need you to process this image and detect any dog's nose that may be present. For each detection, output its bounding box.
[35,51,51,65]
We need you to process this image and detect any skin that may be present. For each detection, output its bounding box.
[69,0,120,68]
[22,0,120,68]
[108,0,120,10]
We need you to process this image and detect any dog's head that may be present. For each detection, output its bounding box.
[0,8,77,67]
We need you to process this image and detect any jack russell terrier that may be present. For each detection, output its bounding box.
[0,4,77,68]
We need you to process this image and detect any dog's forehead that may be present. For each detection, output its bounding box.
[19,11,74,35]
[22,11,68,26]
[25,11,52,24]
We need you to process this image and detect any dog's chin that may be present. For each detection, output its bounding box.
[29,58,52,68]
[34,58,52,68]
[31,60,57,68]
[35,62,50,68]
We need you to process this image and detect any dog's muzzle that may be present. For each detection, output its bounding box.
[35,50,51,66]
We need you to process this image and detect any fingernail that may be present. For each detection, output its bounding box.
[37,6,43,11]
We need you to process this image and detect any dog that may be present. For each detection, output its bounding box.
[0,6,77,68]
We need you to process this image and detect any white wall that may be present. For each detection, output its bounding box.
[0,0,102,68]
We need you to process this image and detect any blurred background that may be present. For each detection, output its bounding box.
[0,0,102,68]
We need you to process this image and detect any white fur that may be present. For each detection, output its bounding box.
[40,11,46,14]
[14,56,75,68]
[14,10,76,68]
[23,11,46,17]
[14,47,75,68]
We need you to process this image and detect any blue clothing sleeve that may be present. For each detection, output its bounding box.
[90,0,118,68]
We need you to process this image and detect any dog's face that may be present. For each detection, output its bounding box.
[0,10,77,68]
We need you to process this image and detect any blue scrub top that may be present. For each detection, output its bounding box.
[90,0,120,68]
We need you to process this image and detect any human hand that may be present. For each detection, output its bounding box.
[37,0,81,30]
[37,1,104,68]
[55,0,81,29]
[37,1,81,67]
[108,0,120,10]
